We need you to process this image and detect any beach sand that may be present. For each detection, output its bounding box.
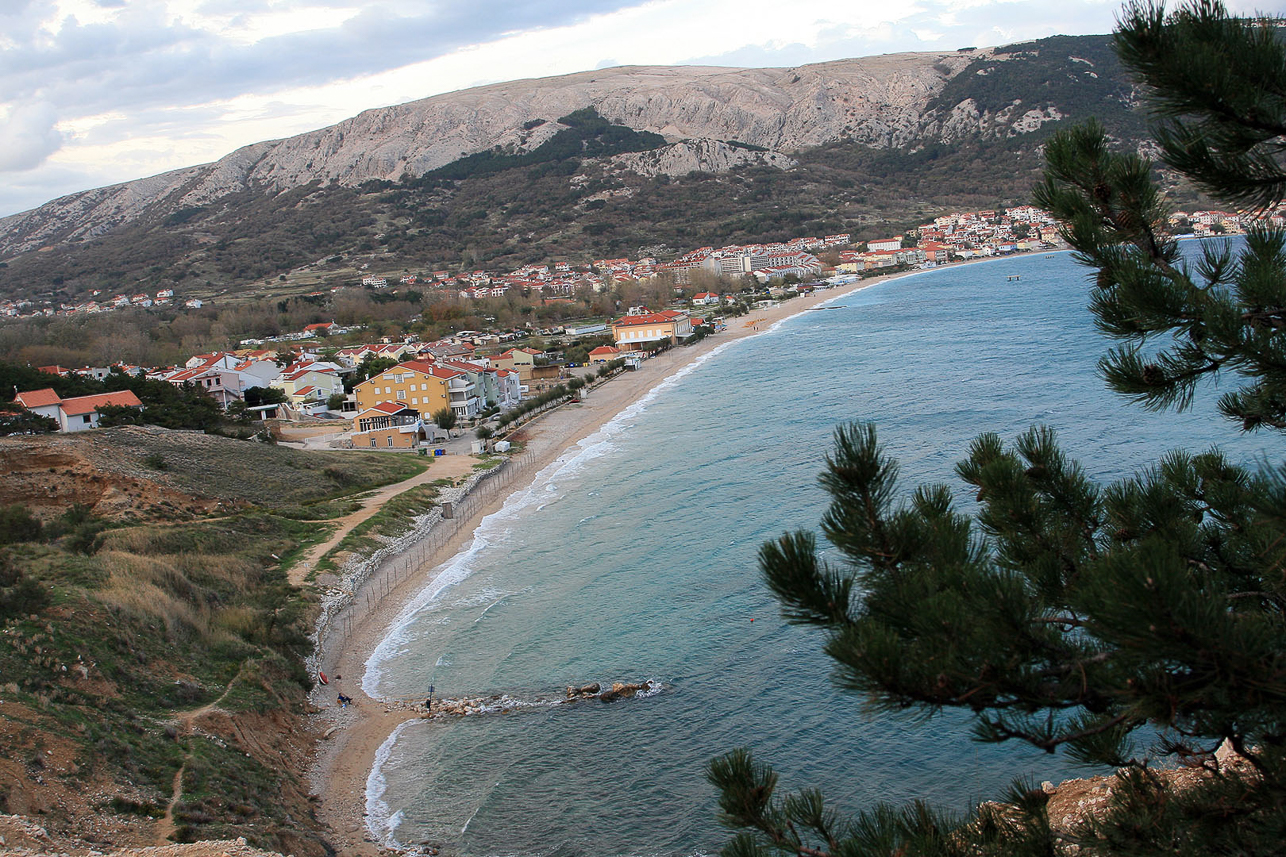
[306,271,920,854]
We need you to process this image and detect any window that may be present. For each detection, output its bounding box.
[370,437,376,448]
[384,386,391,394]
[82,415,91,424]
[411,398,418,405]
[387,436,394,447]
[396,390,406,400]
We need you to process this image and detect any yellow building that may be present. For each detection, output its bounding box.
[352,360,478,421]
[610,310,693,350]
[490,347,543,380]
[352,402,425,448]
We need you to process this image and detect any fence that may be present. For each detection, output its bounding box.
[306,368,626,680]
[308,446,543,676]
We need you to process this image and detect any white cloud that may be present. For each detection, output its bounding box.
[1,0,1282,217]
[0,102,64,172]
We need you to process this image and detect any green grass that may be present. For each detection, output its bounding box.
[311,482,442,575]
[0,431,436,847]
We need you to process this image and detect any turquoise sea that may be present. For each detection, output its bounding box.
[362,246,1274,856]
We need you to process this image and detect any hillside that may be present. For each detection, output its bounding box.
[0,427,426,854]
[0,34,1161,305]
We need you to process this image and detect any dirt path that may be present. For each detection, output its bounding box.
[155,666,248,845]
[287,454,479,586]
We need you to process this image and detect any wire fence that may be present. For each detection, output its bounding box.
[307,368,629,679]
[310,446,544,674]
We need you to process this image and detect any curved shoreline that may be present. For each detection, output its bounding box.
[306,255,1040,854]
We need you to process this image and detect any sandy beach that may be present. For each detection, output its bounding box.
[305,268,936,854]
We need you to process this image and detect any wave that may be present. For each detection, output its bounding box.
[362,342,746,697]
[362,278,939,697]
[366,718,419,850]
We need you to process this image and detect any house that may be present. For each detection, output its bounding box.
[14,388,144,432]
[162,365,241,409]
[353,361,477,422]
[692,292,720,306]
[490,347,543,380]
[333,343,411,368]
[588,345,620,363]
[610,310,694,350]
[353,403,427,448]
[866,237,904,252]
[419,340,477,362]
[302,322,337,337]
[438,360,523,412]
[13,388,63,423]
[272,367,344,404]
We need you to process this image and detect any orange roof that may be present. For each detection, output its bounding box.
[588,346,619,355]
[59,390,143,416]
[15,388,61,408]
[396,360,463,380]
[613,312,681,326]
[359,402,417,417]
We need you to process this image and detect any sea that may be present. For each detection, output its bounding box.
[361,244,1275,856]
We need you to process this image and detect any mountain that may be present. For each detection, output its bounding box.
[0,34,1153,302]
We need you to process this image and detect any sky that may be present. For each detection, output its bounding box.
[0,0,1277,219]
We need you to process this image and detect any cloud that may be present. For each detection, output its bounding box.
[0,103,64,172]
[0,1,649,117]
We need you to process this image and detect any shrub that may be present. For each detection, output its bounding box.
[0,505,43,545]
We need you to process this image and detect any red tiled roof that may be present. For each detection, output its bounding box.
[59,390,143,416]
[613,312,684,326]
[359,402,416,416]
[396,360,462,380]
[15,388,61,408]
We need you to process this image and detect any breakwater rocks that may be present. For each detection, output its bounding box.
[405,679,662,720]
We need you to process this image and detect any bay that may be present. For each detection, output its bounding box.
[364,245,1274,856]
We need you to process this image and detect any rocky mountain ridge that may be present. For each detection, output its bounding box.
[0,34,1150,301]
[0,45,1060,257]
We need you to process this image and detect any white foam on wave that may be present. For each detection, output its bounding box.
[363,353,729,698]
[365,718,420,849]
[361,300,864,697]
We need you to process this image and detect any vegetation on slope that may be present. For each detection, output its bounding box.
[0,426,425,852]
[0,34,1186,311]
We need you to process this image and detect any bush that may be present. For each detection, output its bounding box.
[476,425,493,440]
[0,505,43,545]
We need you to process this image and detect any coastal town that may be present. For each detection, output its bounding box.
[0,204,1268,323]
[0,202,1080,435]
[1,3,1283,853]
[11,199,1267,443]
